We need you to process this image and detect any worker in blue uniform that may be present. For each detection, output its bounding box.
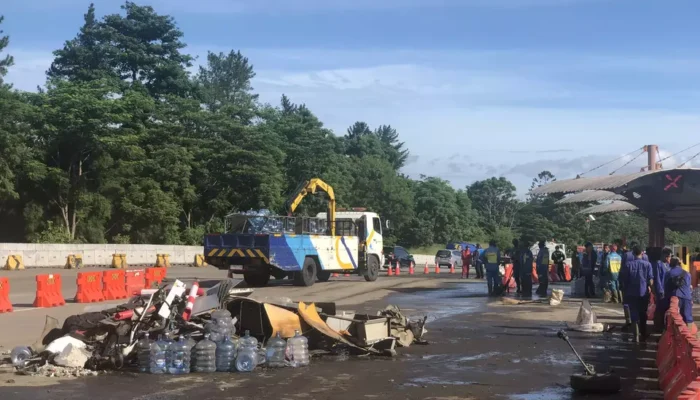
[607,245,623,303]
[662,257,694,327]
[581,242,598,298]
[651,248,672,330]
[474,244,484,279]
[481,240,501,296]
[599,244,612,301]
[535,241,550,297]
[520,241,534,298]
[619,246,654,343]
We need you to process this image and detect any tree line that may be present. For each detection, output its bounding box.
[0,3,697,251]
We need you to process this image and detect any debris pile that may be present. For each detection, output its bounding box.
[9,278,430,377]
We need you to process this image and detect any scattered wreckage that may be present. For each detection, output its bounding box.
[7,278,429,376]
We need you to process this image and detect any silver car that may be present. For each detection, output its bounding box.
[435,249,463,268]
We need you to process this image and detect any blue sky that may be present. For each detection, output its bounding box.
[3,0,700,193]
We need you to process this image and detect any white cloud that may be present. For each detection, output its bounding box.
[5,45,699,193]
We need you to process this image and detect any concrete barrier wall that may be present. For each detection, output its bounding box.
[0,243,203,268]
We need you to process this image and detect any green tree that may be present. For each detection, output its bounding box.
[374,125,409,169]
[50,2,193,98]
[468,177,521,234]
[0,16,14,81]
[196,50,259,123]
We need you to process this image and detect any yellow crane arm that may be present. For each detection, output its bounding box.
[286,178,336,236]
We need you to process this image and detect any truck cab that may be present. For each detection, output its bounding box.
[316,209,385,269]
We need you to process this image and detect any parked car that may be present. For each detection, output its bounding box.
[383,245,415,269]
[435,249,463,268]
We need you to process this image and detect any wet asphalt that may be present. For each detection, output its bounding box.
[0,280,663,400]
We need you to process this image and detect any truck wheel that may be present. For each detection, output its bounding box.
[243,270,270,287]
[317,270,332,282]
[294,257,317,287]
[363,256,380,282]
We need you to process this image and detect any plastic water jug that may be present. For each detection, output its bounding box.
[192,333,217,373]
[215,336,236,372]
[168,337,191,374]
[207,309,235,342]
[10,346,32,368]
[265,332,287,368]
[149,336,167,374]
[235,330,259,372]
[136,333,152,373]
[286,330,309,367]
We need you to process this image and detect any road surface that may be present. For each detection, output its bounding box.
[0,269,664,399]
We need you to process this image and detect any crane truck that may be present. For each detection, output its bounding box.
[203,178,386,287]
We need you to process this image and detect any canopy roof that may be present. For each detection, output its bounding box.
[555,190,627,205]
[579,201,638,215]
[530,169,700,232]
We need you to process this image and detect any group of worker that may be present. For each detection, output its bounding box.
[459,239,695,342]
[459,239,567,297]
[573,241,694,342]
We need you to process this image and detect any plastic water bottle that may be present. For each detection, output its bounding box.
[136,333,152,373]
[149,337,167,374]
[207,309,235,342]
[286,330,309,367]
[10,346,32,368]
[168,337,190,375]
[192,333,217,373]
[266,332,287,368]
[215,336,236,372]
[235,330,258,372]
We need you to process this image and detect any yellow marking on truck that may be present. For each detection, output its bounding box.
[207,248,219,257]
[217,249,227,257]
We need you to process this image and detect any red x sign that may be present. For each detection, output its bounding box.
[664,174,682,191]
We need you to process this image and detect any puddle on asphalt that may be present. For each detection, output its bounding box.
[457,352,502,362]
[506,386,573,400]
[387,286,487,322]
[404,377,476,387]
[529,350,579,366]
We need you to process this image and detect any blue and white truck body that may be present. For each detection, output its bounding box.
[204,211,385,287]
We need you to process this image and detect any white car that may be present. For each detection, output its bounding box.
[435,249,463,268]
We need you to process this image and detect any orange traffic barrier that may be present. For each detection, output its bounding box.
[103,270,128,300]
[502,264,516,290]
[145,267,167,289]
[0,277,12,313]
[423,262,429,274]
[33,274,66,308]
[564,264,572,282]
[125,269,146,296]
[75,272,104,303]
[656,296,700,400]
[449,263,455,274]
[408,261,415,275]
[395,261,401,276]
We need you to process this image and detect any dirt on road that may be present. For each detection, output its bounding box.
[0,275,664,400]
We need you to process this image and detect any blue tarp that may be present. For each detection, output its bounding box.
[446,242,477,253]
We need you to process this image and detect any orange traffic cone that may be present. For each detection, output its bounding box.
[435,263,440,274]
[449,263,455,274]
[395,261,401,276]
[408,261,415,275]
[388,265,394,276]
[423,262,430,274]
[332,272,339,277]
[344,272,350,277]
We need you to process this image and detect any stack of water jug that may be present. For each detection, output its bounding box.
[137,309,310,374]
